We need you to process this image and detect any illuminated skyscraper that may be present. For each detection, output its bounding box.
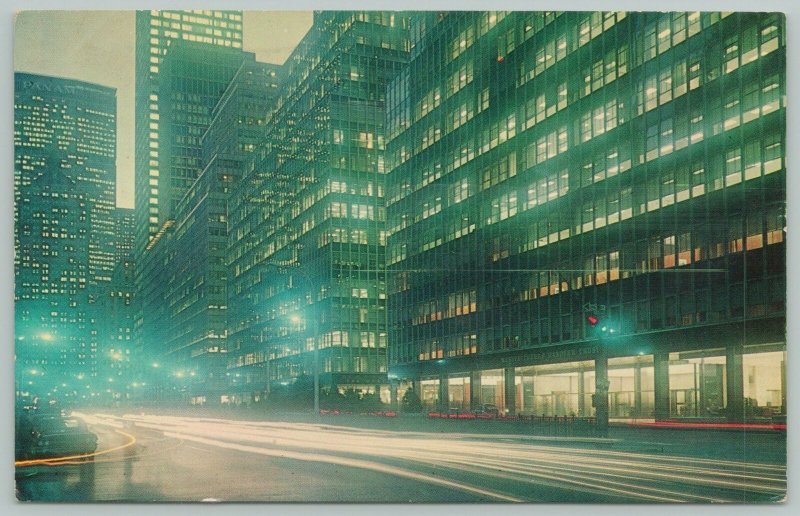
[385,12,786,424]
[134,10,243,257]
[162,56,281,404]
[14,73,117,396]
[134,12,245,388]
[226,12,410,404]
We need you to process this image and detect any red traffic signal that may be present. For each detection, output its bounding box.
[586,314,599,327]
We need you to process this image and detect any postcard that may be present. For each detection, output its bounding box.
[14,9,786,503]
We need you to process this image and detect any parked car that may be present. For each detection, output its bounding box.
[27,415,97,459]
[476,403,500,416]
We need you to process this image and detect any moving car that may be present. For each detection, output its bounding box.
[26,415,97,459]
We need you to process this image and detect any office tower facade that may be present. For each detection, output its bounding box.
[99,256,136,402]
[226,12,410,404]
[386,12,785,422]
[134,10,243,256]
[135,39,248,395]
[165,57,281,405]
[14,73,117,401]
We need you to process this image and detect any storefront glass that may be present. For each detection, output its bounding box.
[479,369,505,410]
[608,356,655,419]
[743,348,785,417]
[448,376,471,410]
[419,378,439,408]
[668,350,726,418]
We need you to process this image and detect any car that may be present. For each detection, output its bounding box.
[476,403,500,416]
[26,415,97,459]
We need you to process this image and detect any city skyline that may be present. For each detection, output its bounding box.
[14,10,313,209]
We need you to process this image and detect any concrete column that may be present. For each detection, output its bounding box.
[633,363,642,418]
[577,368,585,416]
[781,355,786,415]
[470,371,482,411]
[504,367,516,416]
[654,352,670,421]
[594,355,609,431]
[726,344,745,422]
[390,381,398,412]
[438,374,449,411]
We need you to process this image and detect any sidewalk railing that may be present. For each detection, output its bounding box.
[426,411,603,436]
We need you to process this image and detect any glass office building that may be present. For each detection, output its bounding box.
[385,12,785,422]
[134,10,243,256]
[15,73,117,396]
[166,57,281,405]
[226,12,410,404]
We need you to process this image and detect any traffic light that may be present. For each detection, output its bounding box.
[586,313,618,337]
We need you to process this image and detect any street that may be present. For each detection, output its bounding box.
[15,411,786,503]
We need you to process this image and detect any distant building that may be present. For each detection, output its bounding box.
[385,12,786,423]
[165,57,281,405]
[135,39,249,401]
[134,10,244,255]
[14,73,117,403]
[99,257,136,401]
[226,12,410,404]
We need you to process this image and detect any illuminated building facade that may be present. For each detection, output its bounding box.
[135,39,248,399]
[99,256,136,401]
[386,12,785,423]
[165,57,281,405]
[226,12,410,404]
[14,73,117,400]
[134,10,243,256]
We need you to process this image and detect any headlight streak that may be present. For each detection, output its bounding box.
[98,414,784,503]
[160,430,523,502]
[15,429,136,467]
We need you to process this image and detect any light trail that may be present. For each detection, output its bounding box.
[162,430,523,502]
[100,413,784,502]
[15,429,137,468]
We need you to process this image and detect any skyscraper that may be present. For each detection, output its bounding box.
[226,12,410,405]
[133,12,246,395]
[385,12,786,423]
[14,73,117,397]
[162,56,281,404]
[134,10,243,257]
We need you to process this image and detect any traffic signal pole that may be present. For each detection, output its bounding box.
[594,352,609,434]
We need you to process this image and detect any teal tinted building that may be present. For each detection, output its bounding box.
[385,12,785,423]
[15,73,117,399]
[226,12,410,404]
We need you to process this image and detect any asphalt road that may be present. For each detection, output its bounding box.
[15,411,787,503]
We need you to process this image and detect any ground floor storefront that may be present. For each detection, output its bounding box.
[398,339,784,423]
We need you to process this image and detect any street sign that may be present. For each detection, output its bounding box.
[582,303,606,312]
